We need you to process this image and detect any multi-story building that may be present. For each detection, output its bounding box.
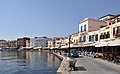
[79,18,107,45]
[108,14,120,39]
[98,14,120,47]
[7,40,17,48]
[55,37,64,48]
[30,38,35,48]
[61,37,69,47]
[48,37,64,48]
[17,37,30,48]
[70,32,79,45]
[0,40,7,48]
[88,30,99,43]
[96,14,120,41]
[34,36,48,47]
[47,14,120,54]
[99,14,114,21]
[48,38,53,48]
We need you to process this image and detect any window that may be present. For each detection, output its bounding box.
[106,31,110,38]
[74,40,75,43]
[113,26,120,37]
[117,26,120,34]
[83,35,86,42]
[100,33,104,39]
[117,18,120,22]
[112,21,115,24]
[84,25,86,31]
[95,34,98,41]
[109,23,111,25]
[92,35,94,42]
[81,26,83,32]
[113,28,115,35]
[104,32,106,39]
[79,37,82,42]
[118,27,120,34]
[89,35,91,42]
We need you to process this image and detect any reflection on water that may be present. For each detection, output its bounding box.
[0,50,61,74]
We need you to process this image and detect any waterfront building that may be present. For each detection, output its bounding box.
[61,37,69,47]
[88,30,100,44]
[55,37,64,48]
[99,14,114,21]
[33,36,48,48]
[7,40,17,48]
[48,37,64,49]
[94,14,120,55]
[30,38,35,48]
[99,26,111,41]
[95,14,120,47]
[46,13,120,62]
[0,40,7,48]
[70,32,79,45]
[17,37,30,48]
[78,18,107,46]
[48,38,54,48]
[108,14,120,39]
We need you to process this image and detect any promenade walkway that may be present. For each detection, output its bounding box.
[70,56,120,74]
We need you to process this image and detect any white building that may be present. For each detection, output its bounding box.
[99,14,114,21]
[79,18,107,44]
[34,37,48,47]
[30,38,35,47]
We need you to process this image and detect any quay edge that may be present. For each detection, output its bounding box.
[52,52,70,74]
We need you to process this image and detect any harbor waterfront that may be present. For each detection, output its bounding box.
[0,50,61,74]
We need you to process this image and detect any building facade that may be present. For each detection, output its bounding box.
[79,18,107,45]
[0,40,7,48]
[17,37,30,48]
[48,37,64,49]
[61,37,69,47]
[7,40,17,48]
[33,37,48,47]
[70,32,79,45]
[30,38,35,48]
[46,14,120,53]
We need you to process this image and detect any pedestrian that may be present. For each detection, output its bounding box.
[59,51,61,55]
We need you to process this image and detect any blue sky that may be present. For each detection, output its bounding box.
[0,0,120,40]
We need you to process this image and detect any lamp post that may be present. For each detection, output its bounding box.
[68,35,71,57]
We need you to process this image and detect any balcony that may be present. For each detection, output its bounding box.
[113,30,120,38]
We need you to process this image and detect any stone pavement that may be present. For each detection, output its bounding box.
[70,56,120,74]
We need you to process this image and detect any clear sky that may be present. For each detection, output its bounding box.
[0,0,120,40]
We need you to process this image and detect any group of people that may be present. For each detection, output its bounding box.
[80,51,99,58]
[79,50,120,64]
[103,52,120,64]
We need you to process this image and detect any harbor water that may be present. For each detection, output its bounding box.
[0,50,61,74]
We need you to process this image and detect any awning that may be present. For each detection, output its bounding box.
[61,44,74,48]
[108,38,120,46]
[61,44,88,48]
[89,43,95,46]
[61,46,68,49]
[95,41,108,47]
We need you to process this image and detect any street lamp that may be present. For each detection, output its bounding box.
[68,35,71,57]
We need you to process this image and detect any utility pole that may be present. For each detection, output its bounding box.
[68,35,71,57]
